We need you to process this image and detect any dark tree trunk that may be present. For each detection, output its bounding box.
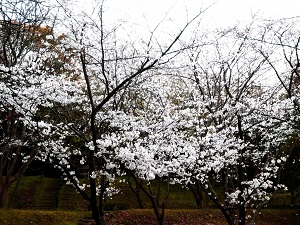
[129,172,169,225]
[87,146,103,225]
[238,205,246,225]
[290,189,300,206]
[98,175,110,222]
[89,196,102,225]
[127,176,145,209]
[150,197,165,225]
[188,183,204,208]
[7,176,22,209]
[221,208,235,225]
[0,185,8,208]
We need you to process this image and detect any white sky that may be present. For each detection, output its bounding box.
[58,0,298,86]
[202,0,300,27]
[63,0,300,46]
[74,0,300,30]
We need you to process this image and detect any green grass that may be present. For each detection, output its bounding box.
[0,209,89,225]
[0,209,298,225]
[107,209,226,225]
[8,176,88,210]
[107,209,300,225]
[3,176,299,225]
[58,183,88,211]
[108,178,206,210]
[7,176,300,211]
[8,176,43,208]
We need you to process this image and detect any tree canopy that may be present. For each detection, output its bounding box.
[1,1,300,225]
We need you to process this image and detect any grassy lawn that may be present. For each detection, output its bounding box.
[2,176,299,224]
[0,209,89,225]
[107,209,300,225]
[0,209,299,225]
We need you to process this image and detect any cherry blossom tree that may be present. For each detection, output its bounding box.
[280,135,300,205]
[256,18,300,113]
[117,73,195,225]
[0,60,82,208]
[114,24,298,225]
[91,21,299,225]
[255,17,300,210]
[38,1,204,224]
[0,0,81,208]
[2,3,297,225]
[174,26,297,225]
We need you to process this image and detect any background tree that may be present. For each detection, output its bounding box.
[39,1,204,225]
[255,18,300,208]
[104,21,299,225]
[152,25,296,225]
[280,135,300,206]
[255,18,300,112]
[0,0,80,208]
[0,0,53,67]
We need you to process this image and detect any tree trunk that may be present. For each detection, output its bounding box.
[238,205,246,225]
[220,208,235,225]
[149,196,165,225]
[290,189,300,206]
[7,176,22,209]
[129,172,168,225]
[98,175,109,222]
[89,196,103,225]
[127,176,145,209]
[87,150,103,225]
[291,189,295,205]
[88,165,103,225]
[188,183,204,208]
[0,185,8,208]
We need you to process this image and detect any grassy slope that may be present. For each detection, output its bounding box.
[108,209,300,225]
[4,176,300,224]
[0,209,298,225]
[10,176,300,210]
[9,176,202,210]
[0,209,89,225]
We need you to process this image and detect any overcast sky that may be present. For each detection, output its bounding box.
[201,0,300,27]
[59,0,298,86]
[72,0,300,29]
[64,0,300,42]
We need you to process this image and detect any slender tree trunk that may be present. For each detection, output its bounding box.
[150,197,165,225]
[7,176,23,209]
[188,183,204,208]
[88,163,103,225]
[129,172,168,225]
[127,177,145,209]
[98,175,110,223]
[291,189,295,205]
[220,208,235,225]
[147,192,167,225]
[0,194,5,208]
[89,195,102,225]
[238,205,246,225]
[0,185,8,208]
[290,189,300,206]
[87,148,103,225]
